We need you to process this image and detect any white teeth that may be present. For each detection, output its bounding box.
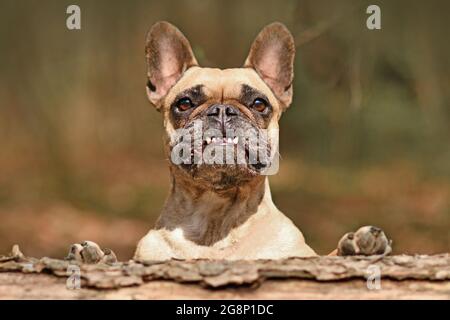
[205,136,239,144]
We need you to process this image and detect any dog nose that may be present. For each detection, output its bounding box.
[207,104,238,123]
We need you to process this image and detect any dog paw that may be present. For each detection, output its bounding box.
[337,226,392,256]
[65,241,118,264]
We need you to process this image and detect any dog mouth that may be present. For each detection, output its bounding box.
[170,124,272,180]
[204,136,240,146]
[182,133,271,174]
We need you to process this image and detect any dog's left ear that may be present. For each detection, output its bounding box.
[244,22,295,109]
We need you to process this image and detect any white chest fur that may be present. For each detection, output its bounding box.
[134,184,316,261]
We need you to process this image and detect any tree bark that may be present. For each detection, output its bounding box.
[0,246,449,299]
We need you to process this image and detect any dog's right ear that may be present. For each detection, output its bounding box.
[145,21,198,110]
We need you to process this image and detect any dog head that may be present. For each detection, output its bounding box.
[145,21,295,190]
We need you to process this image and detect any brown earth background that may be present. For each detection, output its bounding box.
[0,0,449,260]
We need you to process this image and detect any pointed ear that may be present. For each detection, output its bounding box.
[244,22,295,109]
[145,21,198,109]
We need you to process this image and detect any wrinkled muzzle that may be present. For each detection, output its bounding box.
[168,104,279,188]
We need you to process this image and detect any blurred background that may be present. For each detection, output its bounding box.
[0,0,449,259]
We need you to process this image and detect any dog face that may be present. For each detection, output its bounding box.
[145,22,295,190]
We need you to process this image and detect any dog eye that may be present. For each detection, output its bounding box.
[251,98,268,113]
[176,97,194,112]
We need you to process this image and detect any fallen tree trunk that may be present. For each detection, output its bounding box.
[0,246,449,299]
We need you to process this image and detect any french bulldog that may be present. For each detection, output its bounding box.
[67,21,391,263]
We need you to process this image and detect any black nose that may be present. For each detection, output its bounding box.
[206,104,238,123]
